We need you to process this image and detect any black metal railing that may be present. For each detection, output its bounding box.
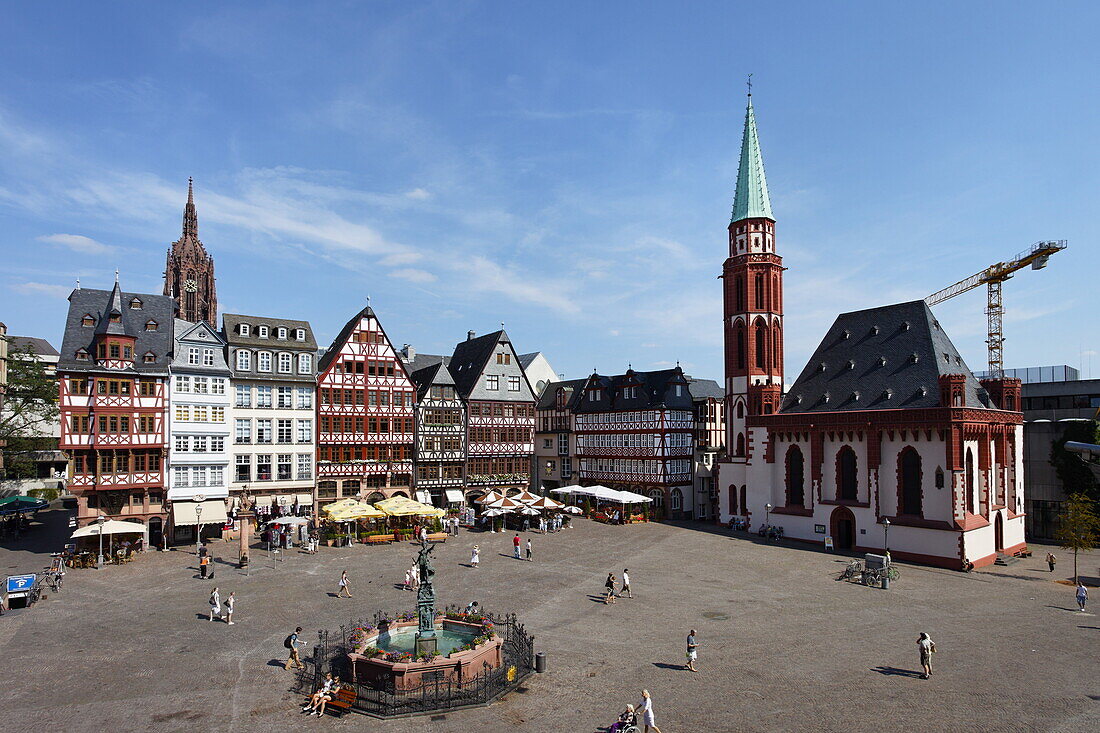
[297,609,535,718]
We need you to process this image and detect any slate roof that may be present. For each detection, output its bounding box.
[686,377,724,401]
[517,352,539,370]
[58,285,176,374]
[409,360,456,399]
[535,378,587,410]
[779,300,993,414]
[317,305,373,375]
[7,336,59,358]
[573,368,694,414]
[222,313,316,350]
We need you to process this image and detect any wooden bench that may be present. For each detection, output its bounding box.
[366,534,394,545]
[425,532,448,543]
[324,687,356,715]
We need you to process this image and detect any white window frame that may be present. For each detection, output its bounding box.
[235,384,251,408]
[239,323,251,337]
[258,351,272,372]
[295,329,305,341]
[486,375,499,391]
[277,327,287,340]
[236,350,251,371]
[278,352,292,373]
[297,353,312,374]
[258,325,269,338]
[508,375,521,392]
[188,347,200,365]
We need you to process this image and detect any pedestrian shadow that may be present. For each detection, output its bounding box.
[326,592,340,598]
[266,659,289,668]
[652,662,683,670]
[871,666,923,678]
[587,595,610,604]
[195,613,210,621]
[1078,626,1099,630]
[459,563,475,568]
[1045,605,1082,613]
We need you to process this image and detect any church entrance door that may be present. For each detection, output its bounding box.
[830,506,856,550]
[994,512,1004,552]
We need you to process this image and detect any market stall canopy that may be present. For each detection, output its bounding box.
[70,519,148,538]
[263,516,312,528]
[474,490,504,505]
[171,500,229,527]
[415,490,433,505]
[550,485,586,496]
[374,496,445,517]
[0,495,48,515]
[563,506,584,514]
[481,507,507,517]
[611,490,653,504]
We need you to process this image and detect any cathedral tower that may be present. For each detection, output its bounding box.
[163,178,217,324]
[722,92,784,461]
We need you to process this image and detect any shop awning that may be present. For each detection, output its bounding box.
[295,493,315,506]
[415,490,433,504]
[172,500,228,526]
[254,496,274,507]
[445,489,465,504]
[275,494,294,506]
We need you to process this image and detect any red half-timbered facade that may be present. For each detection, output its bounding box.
[58,281,174,536]
[448,330,535,500]
[316,306,416,507]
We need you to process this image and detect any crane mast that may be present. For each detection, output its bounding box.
[925,240,1067,378]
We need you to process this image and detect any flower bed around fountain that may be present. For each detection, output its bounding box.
[347,612,503,691]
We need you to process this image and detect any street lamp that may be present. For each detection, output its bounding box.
[195,503,203,557]
[96,514,106,569]
[764,503,772,532]
[880,516,890,555]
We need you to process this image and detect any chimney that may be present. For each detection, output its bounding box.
[467,330,476,341]
[401,344,415,361]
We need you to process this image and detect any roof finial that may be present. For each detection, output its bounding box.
[747,73,753,98]
[366,293,371,306]
[500,321,505,331]
[114,269,119,284]
[182,177,198,240]
[187,176,194,204]
[75,277,81,290]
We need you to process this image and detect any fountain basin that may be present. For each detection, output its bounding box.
[349,618,503,691]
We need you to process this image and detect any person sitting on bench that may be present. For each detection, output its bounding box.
[302,673,336,716]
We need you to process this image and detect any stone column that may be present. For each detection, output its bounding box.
[238,510,253,567]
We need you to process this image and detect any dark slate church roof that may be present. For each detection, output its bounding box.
[574,368,694,414]
[779,300,993,414]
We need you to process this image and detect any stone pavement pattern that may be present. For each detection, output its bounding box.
[1,506,1098,733]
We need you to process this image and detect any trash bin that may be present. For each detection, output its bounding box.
[535,651,547,673]
[882,575,890,590]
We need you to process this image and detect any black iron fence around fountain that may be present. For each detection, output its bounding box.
[296,610,536,718]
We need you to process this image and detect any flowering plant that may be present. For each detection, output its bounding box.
[384,651,413,662]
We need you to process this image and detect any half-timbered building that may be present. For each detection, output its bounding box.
[316,306,416,507]
[448,330,535,501]
[409,357,466,506]
[167,319,231,544]
[58,280,174,541]
[572,367,695,516]
[689,378,725,521]
[224,313,317,513]
[715,92,1026,569]
[533,379,584,492]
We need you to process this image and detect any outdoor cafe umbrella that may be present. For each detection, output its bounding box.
[0,495,48,516]
[527,495,564,511]
[261,516,312,528]
[70,519,148,538]
[515,505,541,516]
[484,496,523,512]
[474,490,504,505]
[322,498,361,515]
[511,489,541,504]
[373,495,445,517]
[328,503,386,522]
[481,507,507,517]
[563,506,584,514]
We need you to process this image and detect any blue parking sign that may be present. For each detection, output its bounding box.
[6,574,35,593]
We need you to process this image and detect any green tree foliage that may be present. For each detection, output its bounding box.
[1,339,59,479]
[1054,493,1100,584]
[1050,420,1100,503]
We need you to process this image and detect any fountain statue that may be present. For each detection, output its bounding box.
[414,540,438,656]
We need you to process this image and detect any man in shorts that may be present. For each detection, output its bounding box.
[285,626,305,670]
[686,629,698,672]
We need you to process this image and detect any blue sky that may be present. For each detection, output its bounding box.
[2,1,1098,382]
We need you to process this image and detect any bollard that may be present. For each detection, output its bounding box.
[882,575,890,590]
[535,651,547,673]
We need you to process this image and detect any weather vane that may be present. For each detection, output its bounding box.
[747,73,753,96]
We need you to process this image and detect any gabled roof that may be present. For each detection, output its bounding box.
[58,285,176,373]
[174,319,225,345]
[449,330,506,397]
[574,367,693,413]
[517,352,539,370]
[317,305,374,374]
[7,336,59,358]
[731,95,774,223]
[410,360,456,398]
[686,377,724,401]
[94,281,129,336]
[779,300,993,414]
[535,378,587,410]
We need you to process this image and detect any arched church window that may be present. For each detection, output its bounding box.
[736,402,744,419]
[735,433,745,457]
[755,327,767,370]
[837,446,858,501]
[965,448,975,513]
[900,447,923,516]
[735,276,745,311]
[755,275,765,309]
[935,467,945,489]
[735,325,745,370]
[786,446,805,507]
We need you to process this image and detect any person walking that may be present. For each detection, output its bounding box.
[208,587,221,622]
[200,553,211,579]
[470,544,480,568]
[1077,583,1089,612]
[621,569,632,598]
[224,592,235,625]
[686,629,699,672]
[917,632,936,679]
[1047,552,1057,573]
[525,538,533,561]
[337,570,353,598]
[604,572,617,604]
[638,689,663,733]
[404,566,414,591]
[285,626,305,670]
[513,534,522,559]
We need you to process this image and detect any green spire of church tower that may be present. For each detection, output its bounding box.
[731,93,774,223]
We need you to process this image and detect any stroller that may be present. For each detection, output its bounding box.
[609,706,639,733]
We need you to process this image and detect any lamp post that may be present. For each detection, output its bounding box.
[195,503,203,557]
[764,503,772,537]
[880,516,890,555]
[96,514,106,569]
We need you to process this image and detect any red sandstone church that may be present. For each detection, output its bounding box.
[716,95,1025,569]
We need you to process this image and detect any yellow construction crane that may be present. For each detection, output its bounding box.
[925,240,1067,378]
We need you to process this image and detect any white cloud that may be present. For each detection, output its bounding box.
[389,268,437,283]
[450,256,580,315]
[13,281,72,299]
[404,188,431,200]
[37,233,115,255]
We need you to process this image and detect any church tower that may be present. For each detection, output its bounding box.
[722,91,784,463]
[163,178,217,324]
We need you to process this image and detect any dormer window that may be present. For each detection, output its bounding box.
[129,298,142,309]
[851,391,860,401]
[109,313,121,324]
[295,329,305,341]
[822,392,831,404]
[76,348,89,361]
[883,389,893,400]
[674,384,683,397]
[258,325,269,338]
[819,362,827,373]
[588,389,601,402]
[277,327,287,340]
[81,314,95,327]
[143,351,156,363]
[910,353,920,363]
[239,324,251,337]
[145,320,158,332]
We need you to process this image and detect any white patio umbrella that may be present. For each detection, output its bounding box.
[481,507,507,517]
[528,495,564,511]
[563,506,584,514]
[262,516,311,528]
[70,520,147,538]
[484,496,523,511]
[516,505,541,516]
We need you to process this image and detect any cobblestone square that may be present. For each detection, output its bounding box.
[1,506,1097,732]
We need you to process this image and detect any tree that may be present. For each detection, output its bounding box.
[1054,493,1100,584]
[1051,420,1100,504]
[0,339,59,479]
